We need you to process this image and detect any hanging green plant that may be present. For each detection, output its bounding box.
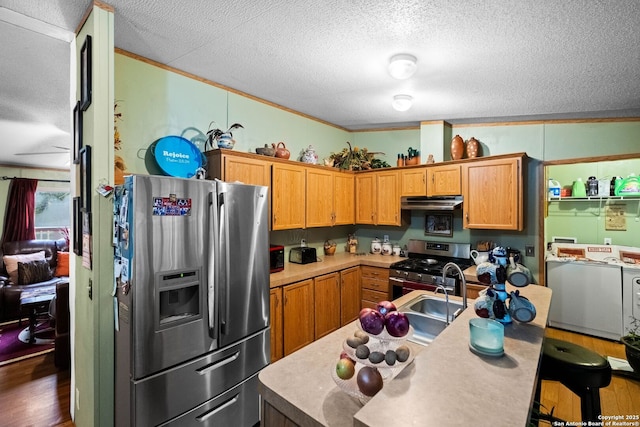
[326,142,390,170]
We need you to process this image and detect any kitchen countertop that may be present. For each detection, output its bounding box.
[269,252,405,288]
[258,283,552,427]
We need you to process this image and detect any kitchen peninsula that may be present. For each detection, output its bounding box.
[258,284,552,427]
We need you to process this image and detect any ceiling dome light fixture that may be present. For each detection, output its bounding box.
[388,54,417,79]
[392,94,413,111]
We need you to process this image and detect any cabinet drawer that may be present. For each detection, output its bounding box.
[362,288,388,304]
[361,266,389,280]
[361,277,389,293]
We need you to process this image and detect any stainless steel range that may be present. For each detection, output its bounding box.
[390,239,473,298]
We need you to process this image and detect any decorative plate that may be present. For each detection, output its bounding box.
[153,135,203,178]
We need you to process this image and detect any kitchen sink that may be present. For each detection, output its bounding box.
[402,312,448,345]
[403,295,464,323]
[398,295,466,345]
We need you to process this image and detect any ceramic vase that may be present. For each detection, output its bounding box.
[465,137,480,158]
[451,135,464,160]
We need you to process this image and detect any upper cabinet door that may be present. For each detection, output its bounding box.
[224,156,271,187]
[427,164,461,196]
[333,172,355,225]
[462,155,524,230]
[306,168,334,227]
[376,170,400,225]
[401,168,427,196]
[272,163,306,230]
[355,173,376,224]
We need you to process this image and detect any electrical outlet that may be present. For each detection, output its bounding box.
[604,237,612,245]
[525,245,535,257]
[301,239,306,247]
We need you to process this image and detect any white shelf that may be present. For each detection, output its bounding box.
[548,195,640,202]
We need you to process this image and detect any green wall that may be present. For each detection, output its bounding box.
[352,128,421,166]
[114,53,353,176]
[72,6,115,427]
[544,121,640,160]
[546,158,640,246]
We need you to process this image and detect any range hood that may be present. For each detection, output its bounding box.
[400,196,463,211]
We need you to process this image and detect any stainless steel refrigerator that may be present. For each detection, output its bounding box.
[114,174,270,426]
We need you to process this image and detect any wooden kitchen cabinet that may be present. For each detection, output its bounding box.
[306,168,334,227]
[224,155,271,186]
[466,282,488,300]
[272,163,306,230]
[355,173,376,224]
[333,172,355,225]
[360,266,390,309]
[283,279,315,356]
[427,164,461,196]
[314,273,341,339]
[306,169,354,227]
[269,287,284,363]
[461,153,525,230]
[205,150,271,186]
[401,167,427,196]
[356,170,406,226]
[314,268,361,338]
[376,170,402,225]
[340,266,361,325]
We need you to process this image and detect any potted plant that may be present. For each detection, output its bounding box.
[622,316,640,373]
[205,122,244,150]
[326,141,390,170]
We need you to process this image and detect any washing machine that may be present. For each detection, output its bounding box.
[547,259,623,340]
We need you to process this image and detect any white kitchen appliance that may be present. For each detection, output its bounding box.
[546,243,627,340]
[546,260,623,340]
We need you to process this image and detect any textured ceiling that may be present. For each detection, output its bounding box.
[1,0,639,170]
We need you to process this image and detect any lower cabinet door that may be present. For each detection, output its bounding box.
[283,279,315,356]
[270,287,284,363]
[314,273,341,339]
[340,267,361,325]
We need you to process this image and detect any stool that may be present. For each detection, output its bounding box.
[539,337,612,422]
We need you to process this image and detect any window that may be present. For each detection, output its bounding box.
[35,183,70,240]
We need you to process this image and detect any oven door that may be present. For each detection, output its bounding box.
[390,277,451,300]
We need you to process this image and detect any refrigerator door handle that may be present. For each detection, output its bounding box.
[195,394,240,422]
[217,190,230,336]
[195,351,240,375]
[207,191,218,340]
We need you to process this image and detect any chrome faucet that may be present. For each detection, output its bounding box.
[442,262,467,313]
[433,284,450,325]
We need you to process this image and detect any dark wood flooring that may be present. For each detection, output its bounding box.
[0,328,637,426]
[0,352,73,426]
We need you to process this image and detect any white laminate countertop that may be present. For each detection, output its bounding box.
[259,284,552,427]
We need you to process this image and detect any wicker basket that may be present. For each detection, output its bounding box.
[324,240,337,255]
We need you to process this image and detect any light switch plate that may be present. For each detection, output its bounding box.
[525,245,535,257]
